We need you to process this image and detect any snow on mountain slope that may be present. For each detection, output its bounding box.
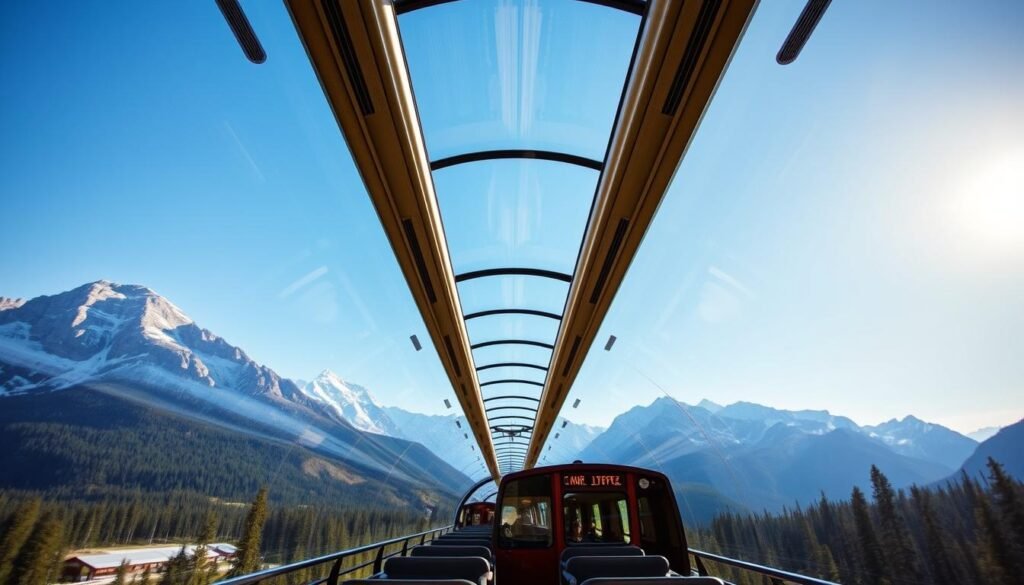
[383,407,479,473]
[0,281,471,492]
[0,281,309,405]
[967,426,1001,442]
[301,370,400,436]
[863,415,977,471]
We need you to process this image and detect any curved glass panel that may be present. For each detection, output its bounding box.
[435,159,598,275]
[465,312,560,348]
[472,342,553,372]
[458,274,570,316]
[398,0,640,160]
[478,364,547,386]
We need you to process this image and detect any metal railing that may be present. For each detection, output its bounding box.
[689,548,839,585]
[214,525,453,585]
[214,527,838,585]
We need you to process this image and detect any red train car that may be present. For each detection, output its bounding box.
[491,463,690,585]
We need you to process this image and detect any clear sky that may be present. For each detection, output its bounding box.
[1,1,1022,435]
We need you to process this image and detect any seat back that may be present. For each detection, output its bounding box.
[345,580,477,585]
[564,556,671,585]
[431,539,491,550]
[561,546,644,567]
[383,557,490,585]
[579,579,725,585]
[411,545,492,564]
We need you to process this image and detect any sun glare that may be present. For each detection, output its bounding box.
[953,148,1024,252]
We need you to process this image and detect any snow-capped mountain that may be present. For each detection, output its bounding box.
[573,396,981,515]
[862,415,978,470]
[383,408,481,474]
[301,370,400,436]
[0,281,308,405]
[967,426,1001,442]
[0,281,470,493]
[542,420,604,463]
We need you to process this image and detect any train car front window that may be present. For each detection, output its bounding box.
[564,492,630,544]
[498,474,553,548]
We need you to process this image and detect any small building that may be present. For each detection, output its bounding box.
[62,543,237,582]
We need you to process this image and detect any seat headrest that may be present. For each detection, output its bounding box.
[564,555,671,583]
[383,556,491,583]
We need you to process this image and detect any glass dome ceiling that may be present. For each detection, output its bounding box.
[396,0,643,474]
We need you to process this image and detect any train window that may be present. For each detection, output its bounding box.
[637,495,681,548]
[498,475,553,548]
[564,492,630,544]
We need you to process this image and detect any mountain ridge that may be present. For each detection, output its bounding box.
[0,281,471,497]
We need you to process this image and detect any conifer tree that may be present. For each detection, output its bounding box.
[986,457,1024,550]
[870,466,918,578]
[13,511,65,585]
[113,559,130,585]
[161,547,190,585]
[910,486,959,585]
[231,487,269,576]
[851,486,888,584]
[0,498,42,584]
[974,491,1018,585]
[189,512,218,585]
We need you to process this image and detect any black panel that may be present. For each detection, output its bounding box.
[777,0,832,65]
[561,336,583,376]
[662,0,720,115]
[443,335,462,376]
[589,218,630,303]
[402,219,437,303]
[321,0,374,114]
[215,0,266,64]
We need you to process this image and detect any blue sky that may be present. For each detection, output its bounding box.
[2,1,1022,435]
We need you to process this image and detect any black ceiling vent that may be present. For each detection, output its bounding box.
[777,0,832,65]
[561,336,583,376]
[443,335,461,376]
[590,218,629,304]
[662,0,721,115]
[401,219,437,303]
[320,0,375,115]
[215,0,266,64]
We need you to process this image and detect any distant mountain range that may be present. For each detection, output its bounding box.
[955,419,1024,481]
[2,281,1017,525]
[0,281,471,506]
[574,396,998,520]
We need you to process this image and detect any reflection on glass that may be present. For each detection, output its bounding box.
[435,159,598,275]
[399,0,640,160]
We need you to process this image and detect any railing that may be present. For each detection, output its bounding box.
[214,528,838,585]
[214,525,454,585]
[689,548,839,585]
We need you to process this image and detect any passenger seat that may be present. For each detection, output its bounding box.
[381,556,491,585]
[577,579,725,585]
[563,556,671,585]
[411,545,494,564]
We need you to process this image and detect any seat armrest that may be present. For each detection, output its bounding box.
[563,570,579,585]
